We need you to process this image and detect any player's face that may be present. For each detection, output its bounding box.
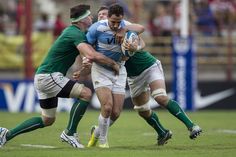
[80,14,93,28]
[98,9,108,21]
[108,14,123,32]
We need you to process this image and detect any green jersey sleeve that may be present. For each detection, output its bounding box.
[36,25,87,75]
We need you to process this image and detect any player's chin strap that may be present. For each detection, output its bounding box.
[151,88,167,99]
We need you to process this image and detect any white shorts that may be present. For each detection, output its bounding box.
[34,72,70,99]
[91,62,127,94]
[127,60,165,98]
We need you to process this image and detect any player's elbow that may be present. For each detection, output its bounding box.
[87,55,97,62]
[89,53,104,62]
[139,26,145,34]
[136,25,145,34]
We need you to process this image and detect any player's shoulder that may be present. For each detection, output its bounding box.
[90,20,108,28]
[64,25,79,31]
[62,25,85,38]
[98,19,108,24]
[89,20,109,33]
[122,19,132,26]
[63,25,82,34]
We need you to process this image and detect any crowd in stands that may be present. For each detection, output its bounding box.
[0,0,235,38]
[147,0,236,37]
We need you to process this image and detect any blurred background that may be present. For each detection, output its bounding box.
[0,0,235,112]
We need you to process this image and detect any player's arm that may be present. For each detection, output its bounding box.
[77,22,119,75]
[123,23,145,34]
[115,22,145,44]
[77,43,119,75]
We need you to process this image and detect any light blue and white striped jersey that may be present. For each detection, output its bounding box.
[86,19,131,62]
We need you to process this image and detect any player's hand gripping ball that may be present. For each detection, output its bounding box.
[121,31,139,57]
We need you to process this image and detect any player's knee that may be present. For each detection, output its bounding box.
[155,95,169,107]
[41,108,56,126]
[42,116,56,126]
[70,83,92,101]
[79,87,92,101]
[103,104,113,116]
[151,88,167,98]
[151,88,168,107]
[111,110,121,121]
[138,110,151,119]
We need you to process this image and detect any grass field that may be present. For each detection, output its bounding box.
[0,110,236,157]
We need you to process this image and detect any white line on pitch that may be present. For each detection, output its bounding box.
[143,132,155,136]
[217,129,236,134]
[21,144,56,148]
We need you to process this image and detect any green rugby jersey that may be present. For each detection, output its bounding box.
[125,51,157,77]
[36,25,86,75]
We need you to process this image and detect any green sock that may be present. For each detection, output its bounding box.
[66,99,89,135]
[144,111,167,137]
[6,117,45,141]
[166,99,194,129]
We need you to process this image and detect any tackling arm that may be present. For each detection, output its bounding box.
[77,43,119,75]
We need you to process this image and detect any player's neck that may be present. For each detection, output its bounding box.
[72,23,87,32]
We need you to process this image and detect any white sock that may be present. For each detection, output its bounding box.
[94,126,100,138]
[94,119,114,138]
[98,114,110,144]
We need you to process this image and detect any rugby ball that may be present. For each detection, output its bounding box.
[121,31,139,57]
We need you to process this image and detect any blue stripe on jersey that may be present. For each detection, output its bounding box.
[86,19,129,62]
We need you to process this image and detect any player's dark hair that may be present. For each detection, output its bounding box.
[70,4,90,19]
[108,4,124,17]
[97,6,108,13]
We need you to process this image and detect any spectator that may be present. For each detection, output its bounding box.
[16,0,25,35]
[148,6,160,37]
[194,0,218,36]
[148,3,174,37]
[34,13,53,32]
[53,13,66,40]
[209,0,236,36]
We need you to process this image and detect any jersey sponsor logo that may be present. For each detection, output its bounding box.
[107,37,116,44]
